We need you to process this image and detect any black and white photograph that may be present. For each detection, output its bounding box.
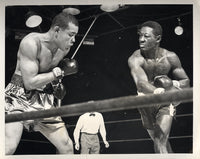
[1,0,200,158]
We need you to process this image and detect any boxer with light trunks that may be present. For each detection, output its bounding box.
[128,21,190,153]
[5,12,78,155]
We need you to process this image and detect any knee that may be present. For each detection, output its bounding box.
[154,136,167,146]
[5,137,19,155]
[67,138,73,149]
[5,143,18,155]
[59,138,74,154]
[68,139,74,154]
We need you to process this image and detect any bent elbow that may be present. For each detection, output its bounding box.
[137,80,146,92]
[23,81,35,90]
[185,78,191,88]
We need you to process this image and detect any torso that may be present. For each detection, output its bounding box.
[15,33,66,75]
[141,48,172,82]
[37,41,64,72]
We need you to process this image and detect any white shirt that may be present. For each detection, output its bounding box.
[73,112,107,144]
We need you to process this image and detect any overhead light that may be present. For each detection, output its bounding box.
[100,4,120,12]
[174,26,183,35]
[174,17,183,35]
[83,38,95,46]
[62,6,80,15]
[25,11,42,28]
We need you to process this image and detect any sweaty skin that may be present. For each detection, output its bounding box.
[5,21,79,155]
[15,22,78,90]
[128,27,189,94]
[128,25,190,153]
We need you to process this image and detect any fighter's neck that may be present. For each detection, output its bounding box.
[142,47,161,59]
[42,32,58,55]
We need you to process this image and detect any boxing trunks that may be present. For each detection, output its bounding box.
[80,132,100,154]
[137,92,176,130]
[5,74,65,132]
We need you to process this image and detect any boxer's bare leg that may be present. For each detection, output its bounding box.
[5,122,23,155]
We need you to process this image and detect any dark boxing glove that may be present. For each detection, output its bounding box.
[154,75,173,90]
[154,75,181,106]
[52,81,66,100]
[58,58,78,76]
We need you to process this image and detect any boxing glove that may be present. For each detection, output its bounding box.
[52,58,78,79]
[52,81,66,100]
[153,87,165,94]
[154,75,173,90]
[154,77,181,106]
[58,58,78,76]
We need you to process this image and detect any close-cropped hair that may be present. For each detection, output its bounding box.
[138,21,163,36]
[50,12,79,29]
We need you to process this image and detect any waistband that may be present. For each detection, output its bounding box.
[9,74,53,94]
[81,132,97,135]
[10,74,24,87]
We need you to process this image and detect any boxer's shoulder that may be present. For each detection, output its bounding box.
[19,33,43,55]
[161,48,177,57]
[128,49,144,65]
[20,33,39,47]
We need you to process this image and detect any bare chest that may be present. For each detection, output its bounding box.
[38,49,63,73]
[143,57,171,80]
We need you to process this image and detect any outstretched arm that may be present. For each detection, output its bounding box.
[128,51,156,94]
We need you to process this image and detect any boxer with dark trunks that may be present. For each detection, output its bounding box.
[5,12,78,155]
[128,21,190,153]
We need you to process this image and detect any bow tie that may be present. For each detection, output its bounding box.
[89,113,95,116]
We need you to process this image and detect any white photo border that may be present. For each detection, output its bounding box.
[0,0,199,159]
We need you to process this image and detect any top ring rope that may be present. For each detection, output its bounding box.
[5,88,193,123]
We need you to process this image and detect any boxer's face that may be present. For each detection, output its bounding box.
[56,22,78,53]
[138,26,159,51]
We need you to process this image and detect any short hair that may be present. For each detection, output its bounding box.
[138,21,163,36]
[50,12,79,29]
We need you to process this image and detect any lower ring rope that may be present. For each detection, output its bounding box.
[65,113,192,128]
[105,135,193,143]
[5,88,193,123]
[21,135,192,144]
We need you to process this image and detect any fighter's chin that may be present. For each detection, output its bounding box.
[65,47,71,53]
[140,47,146,51]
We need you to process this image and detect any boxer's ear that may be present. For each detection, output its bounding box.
[53,26,60,33]
[156,35,161,43]
[54,26,60,38]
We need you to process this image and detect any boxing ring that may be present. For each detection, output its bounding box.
[5,88,193,153]
[5,8,193,125]
[6,88,192,122]
[19,113,193,153]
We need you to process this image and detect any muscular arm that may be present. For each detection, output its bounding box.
[167,52,190,88]
[128,51,156,93]
[19,38,56,90]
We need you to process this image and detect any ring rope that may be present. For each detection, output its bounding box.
[104,113,193,124]
[104,135,193,143]
[21,135,192,144]
[5,88,193,123]
[65,113,192,128]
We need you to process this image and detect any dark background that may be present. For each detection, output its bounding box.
[5,5,193,154]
